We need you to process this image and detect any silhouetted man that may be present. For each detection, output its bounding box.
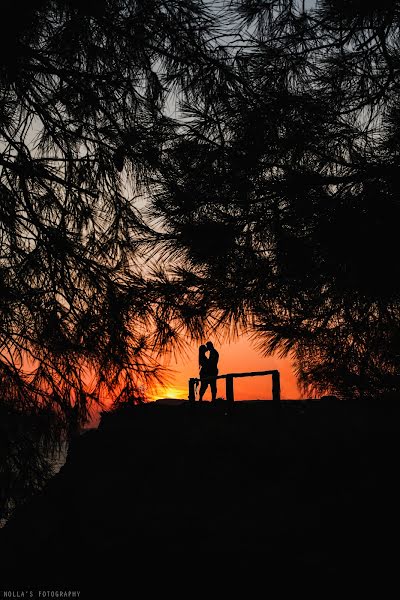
[206,341,219,402]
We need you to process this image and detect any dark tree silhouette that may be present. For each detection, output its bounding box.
[0,0,223,517]
[148,0,400,399]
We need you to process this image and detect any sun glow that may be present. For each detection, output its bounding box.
[149,385,188,401]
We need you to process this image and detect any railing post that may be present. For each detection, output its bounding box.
[189,378,196,403]
[272,370,280,404]
[188,370,281,406]
[226,375,234,406]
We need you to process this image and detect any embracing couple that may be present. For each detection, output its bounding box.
[198,341,219,402]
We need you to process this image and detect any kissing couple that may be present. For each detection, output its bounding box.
[198,341,219,402]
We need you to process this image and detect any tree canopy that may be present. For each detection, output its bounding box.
[0,0,224,516]
[149,0,400,399]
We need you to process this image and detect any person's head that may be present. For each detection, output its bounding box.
[206,341,214,351]
[199,344,207,366]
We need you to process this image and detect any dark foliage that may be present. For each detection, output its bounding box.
[0,0,221,516]
[149,0,400,399]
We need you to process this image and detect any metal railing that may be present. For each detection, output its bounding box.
[188,370,281,405]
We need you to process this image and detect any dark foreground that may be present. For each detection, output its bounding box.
[1,399,399,588]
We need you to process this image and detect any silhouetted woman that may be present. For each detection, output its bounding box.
[198,344,210,402]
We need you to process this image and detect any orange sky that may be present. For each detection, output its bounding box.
[152,336,301,401]
[85,335,302,427]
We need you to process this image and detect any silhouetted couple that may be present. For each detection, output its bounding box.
[198,341,219,402]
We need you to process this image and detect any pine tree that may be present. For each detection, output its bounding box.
[150,0,400,398]
[0,0,221,517]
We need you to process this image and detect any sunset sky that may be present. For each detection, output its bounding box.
[85,336,302,428]
[152,335,301,402]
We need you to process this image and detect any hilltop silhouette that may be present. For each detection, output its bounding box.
[1,398,399,587]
